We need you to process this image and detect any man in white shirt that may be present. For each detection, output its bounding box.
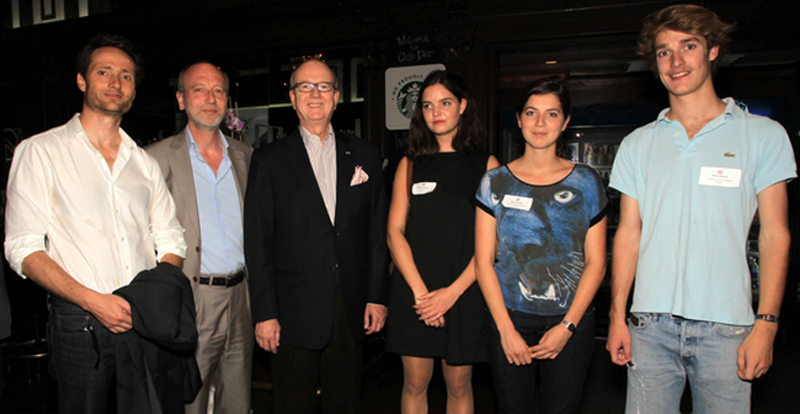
[4,34,186,414]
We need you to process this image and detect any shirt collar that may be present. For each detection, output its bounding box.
[185,127,229,160]
[66,112,136,149]
[721,97,745,119]
[299,124,335,147]
[655,97,740,126]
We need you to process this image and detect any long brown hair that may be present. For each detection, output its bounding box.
[404,70,484,161]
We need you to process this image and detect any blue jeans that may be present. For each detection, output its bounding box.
[47,297,119,414]
[487,309,595,414]
[626,313,752,414]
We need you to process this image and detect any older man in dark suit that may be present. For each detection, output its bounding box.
[146,62,254,414]
[245,58,389,414]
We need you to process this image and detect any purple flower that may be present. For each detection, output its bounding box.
[225,109,245,132]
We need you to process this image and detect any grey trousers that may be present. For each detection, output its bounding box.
[185,279,254,414]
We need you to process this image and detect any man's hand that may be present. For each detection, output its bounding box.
[159,253,184,269]
[531,323,572,360]
[737,321,777,380]
[86,294,132,333]
[606,317,632,366]
[255,319,281,354]
[364,304,387,335]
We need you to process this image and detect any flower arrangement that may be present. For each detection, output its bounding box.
[225,99,248,140]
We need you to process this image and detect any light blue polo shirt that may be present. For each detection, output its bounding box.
[610,98,796,325]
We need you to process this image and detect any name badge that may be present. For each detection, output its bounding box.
[501,195,533,210]
[698,167,742,188]
[411,182,437,195]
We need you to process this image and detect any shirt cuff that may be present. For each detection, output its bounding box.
[4,234,47,277]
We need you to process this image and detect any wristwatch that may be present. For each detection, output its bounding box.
[756,314,779,323]
[561,320,577,332]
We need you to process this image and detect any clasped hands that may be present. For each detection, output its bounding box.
[413,287,458,328]
[501,323,573,366]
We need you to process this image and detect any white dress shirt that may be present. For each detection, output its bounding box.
[300,125,337,224]
[4,113,187,294]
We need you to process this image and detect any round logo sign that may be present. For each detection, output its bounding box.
[395,81,421,119]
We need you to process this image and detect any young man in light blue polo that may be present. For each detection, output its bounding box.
[606,4,796,413]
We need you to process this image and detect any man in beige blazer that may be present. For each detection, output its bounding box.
[146,62,254,414]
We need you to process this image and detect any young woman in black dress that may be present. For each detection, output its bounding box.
[386,70,499,413]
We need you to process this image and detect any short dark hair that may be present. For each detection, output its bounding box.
[516,76,571,118]
[638,4,735,75]
[405,70,484,161]
[76,34,143,85]
[177,61,230,94]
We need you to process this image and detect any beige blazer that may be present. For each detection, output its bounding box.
[145,128,254,285]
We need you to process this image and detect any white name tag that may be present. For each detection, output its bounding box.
[411,182,437,195]
[501,195,533,210]
[698,167,742,188]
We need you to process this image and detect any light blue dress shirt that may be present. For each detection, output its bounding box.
[187,130,245,275]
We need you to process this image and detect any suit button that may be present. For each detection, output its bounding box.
[331,264,338,272]
[334,232,340,238]
[196,246,201,252]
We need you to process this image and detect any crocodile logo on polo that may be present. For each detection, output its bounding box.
[724,152,735,158]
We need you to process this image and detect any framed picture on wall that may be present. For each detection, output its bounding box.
[327,59,345,103]
[351,57,364,102]
[563,142,580,163]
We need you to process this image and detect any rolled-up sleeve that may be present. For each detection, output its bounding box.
[4,141,53,277]
[147,158,187,261]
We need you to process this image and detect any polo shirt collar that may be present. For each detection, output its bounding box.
[656,97,742,125]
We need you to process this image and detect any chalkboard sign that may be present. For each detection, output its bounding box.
[390,33,440,66]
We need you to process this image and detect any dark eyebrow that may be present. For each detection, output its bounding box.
[523,106,561,112]
[656,36,702,50]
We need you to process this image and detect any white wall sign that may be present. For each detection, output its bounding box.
[385,64,445,131]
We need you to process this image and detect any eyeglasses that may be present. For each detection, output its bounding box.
[292,82,336,93]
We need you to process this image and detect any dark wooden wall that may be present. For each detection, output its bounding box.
[2,0,798,149]
[2,0,800,346]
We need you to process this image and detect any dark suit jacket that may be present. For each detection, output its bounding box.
[244,129,389,349]
[114,262,202,414]
[145,129,253,285]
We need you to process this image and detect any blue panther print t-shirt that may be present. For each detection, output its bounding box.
[475,164,608,316]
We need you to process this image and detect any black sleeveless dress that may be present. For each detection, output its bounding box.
[386,150,489,364]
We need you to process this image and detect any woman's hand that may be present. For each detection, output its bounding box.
[501,327,533,366]
[411,289,443,327]
[530,323,572,360]
[414,287,458,327]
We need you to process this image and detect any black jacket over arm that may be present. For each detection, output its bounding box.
[114,262,202,414]
[244,130,389,350]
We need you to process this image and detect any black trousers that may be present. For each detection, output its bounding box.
[272,283,363,414]
[47,296,118,414]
